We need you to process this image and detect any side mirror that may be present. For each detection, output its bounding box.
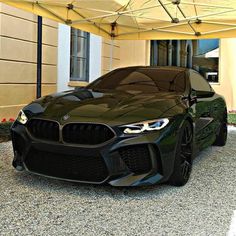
[195,90,215,98]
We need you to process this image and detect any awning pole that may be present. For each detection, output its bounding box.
[110,37,114,71]
[37,16,42,98]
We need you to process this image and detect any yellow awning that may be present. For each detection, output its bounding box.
[1,0,236,39]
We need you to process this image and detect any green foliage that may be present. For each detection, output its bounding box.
[228,113,236,125]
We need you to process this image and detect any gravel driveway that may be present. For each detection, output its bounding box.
[0,127,236,236]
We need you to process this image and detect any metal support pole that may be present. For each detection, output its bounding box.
[153,41,158,65]
[37,16,42,98]
[158,0,179,23]
[110,38,114,71]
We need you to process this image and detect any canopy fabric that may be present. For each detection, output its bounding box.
[1,0,236,39]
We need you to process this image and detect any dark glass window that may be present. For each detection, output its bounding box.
[205,72,218,83]
[70,28,90,81]
[88,68,186,93]
[190,70,212,92]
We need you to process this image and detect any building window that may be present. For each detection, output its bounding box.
[70,28,90,81]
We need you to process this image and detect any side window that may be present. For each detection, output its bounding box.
[190,71,212,92]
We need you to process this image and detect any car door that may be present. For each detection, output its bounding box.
[189,70,218,150]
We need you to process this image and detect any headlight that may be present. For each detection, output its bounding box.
[122,118,169,134]
[17,110,28,125]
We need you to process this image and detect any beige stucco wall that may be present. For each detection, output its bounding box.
[211,39,236,111]
[119,40,150,67]
[101,39,150,74]
[101,38,120,74]
[0,3,58,120]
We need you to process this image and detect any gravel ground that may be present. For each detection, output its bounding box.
[0,127,236,236]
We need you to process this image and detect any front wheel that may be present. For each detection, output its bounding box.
[169,120,193,186]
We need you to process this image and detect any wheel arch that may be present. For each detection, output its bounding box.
[178,114,194,132]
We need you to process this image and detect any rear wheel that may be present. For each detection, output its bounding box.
[169,120,193,186]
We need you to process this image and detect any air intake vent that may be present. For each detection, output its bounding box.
[12,132,26,156]
[27,119,59,142]
[118,145,152,174]
[25,148,108,182]
[62,123,115,145]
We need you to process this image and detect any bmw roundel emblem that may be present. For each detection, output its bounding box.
[62,114,70,121]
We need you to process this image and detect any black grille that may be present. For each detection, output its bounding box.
[62,123,115,145]
[118,145,152,174]
[25,148,108,182]
[27,119,59,142]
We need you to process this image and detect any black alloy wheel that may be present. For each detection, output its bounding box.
[213,110,227,146]
[169,120,193,186]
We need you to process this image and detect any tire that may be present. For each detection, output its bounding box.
[169,120,193,186]
[213,112,227,146]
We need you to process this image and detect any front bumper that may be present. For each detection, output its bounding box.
[11,121,179,186]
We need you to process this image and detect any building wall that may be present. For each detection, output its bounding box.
[119,40,150,67]
[57,24,102,92]
[101,39,149,73]
[211,39,236,111]
[89,34,102,82]
[57,24,71,92]
[0,3,58,120]
[101,38,121,74]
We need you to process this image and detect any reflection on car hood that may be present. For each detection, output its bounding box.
[24,88,186,125]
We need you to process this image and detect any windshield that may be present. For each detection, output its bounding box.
[87,67,186,93]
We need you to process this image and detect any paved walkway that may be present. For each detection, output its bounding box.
[0,127,236,236]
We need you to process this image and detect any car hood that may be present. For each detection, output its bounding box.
[24,88,186,126]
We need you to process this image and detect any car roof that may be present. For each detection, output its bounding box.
[115,66,189,72]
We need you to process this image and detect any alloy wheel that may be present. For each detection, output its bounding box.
[180,125,193,180]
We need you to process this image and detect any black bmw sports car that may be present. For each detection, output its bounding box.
[11,66,227,186]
